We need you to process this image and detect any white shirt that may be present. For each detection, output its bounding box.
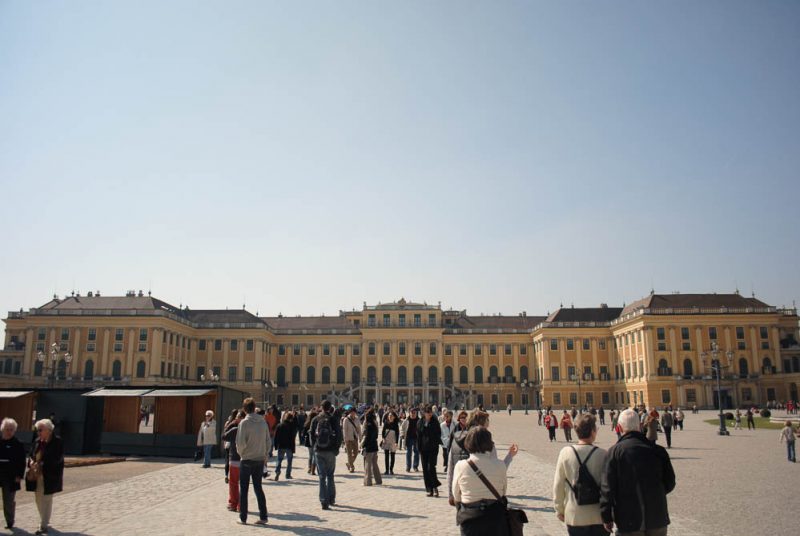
[552,443,606,527]
[452,452,507,504]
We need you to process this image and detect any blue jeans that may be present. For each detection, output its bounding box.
[787,441,796,462]
[315,450,336,506]
[405,437,419,470]
[202,444,213,466]
[276,448,294,477]
[239,459,268,523]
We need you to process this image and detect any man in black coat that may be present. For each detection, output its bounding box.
[601,409,675,536]
[0,419,26,529]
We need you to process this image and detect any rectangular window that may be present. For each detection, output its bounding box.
[369,343,376,356]
[736,327,745,339]
[353,344,360,356]
[197,366,205,380]
[586,392,594,406]
[599,339,606,350]
[444,344,451,356]
[214,339,222,351]
[738,341,746,350]
[414,342,422,356]
[399,314,406,327]
[86,342,96,352]
[115,329,124,342]
[569,392,578,405]
[246,339,254,351]
[414,314,421,327]
[199,340,207,351]
[278,344,286,356]
[245,367,253,382]
[553,392,562,406]
[460,344,467,356]
[383,314,390,327]
[60,328,69,341]
[88,328,97,341]
[139,328,147,341]
[686,389,697,403]
[567,339,574,351]
[428,314,436,326]
[759,326,768,339]
[682,342,691,351]
[231,339,238,351]
[368,314,376,327]
[293,344,300,356]
[742,387,752,401]
[551,366,560,381]
[308,345,316,356]
[761,341,769,350]
[138,342,147,352]
[708,327,717,340]
[601,392,610,405]
[681,327,690,340]
[520,344,527,355]
[323,344,330,356]
[568,365,576,380]
[291,394,299,406]
[399,342,406,355]
[37,328,46,341]
[228,366,237,381]
[475,344,482,356]
[656,327,665,341]
[338,344,345,356]
[114,342,123,352]
[657,342,667,351]
[504,344,512,355]
[550,339,558,351]
[429,342,436,355]
[383,342,391,355]
[582,339,590,351]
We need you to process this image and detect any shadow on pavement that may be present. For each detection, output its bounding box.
[507,494,549,502]
[333,504,426,519]
[260,525,351,536]
[269,512,324,523]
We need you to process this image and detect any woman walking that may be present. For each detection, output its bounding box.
[440,410,456,472]
[451,426,509,536]
[222,410,245,512]
[381,411,399,475]
[27,419,64,535]
[197,410,217,468]
[418,405,442,496]
[547,411,559,442]
[274,411,296,481]
[361,409,382,486]
[222,409,238,483]
[561,411,573,442]
[0,419,25,530]
[645,410,659,444]
[304,410,318,475]
[779,420,796,463]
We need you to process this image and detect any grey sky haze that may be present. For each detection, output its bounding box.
[1,1,799,340]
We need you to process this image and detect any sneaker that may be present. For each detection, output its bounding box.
[237,519,247,525]
[286,475,293,479]
[255,519,269,525]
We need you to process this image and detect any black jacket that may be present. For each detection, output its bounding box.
[600,431,675,532]
[417,417,442,452]
[362,420,379,453]
[274,420,297,452]
[0,436,26,490]
[222,421,242,463]
[26,436,64,495]
[310,411,342,453]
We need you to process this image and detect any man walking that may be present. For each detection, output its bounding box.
[342,407,361,473]
[660,409,674,449]
[599,406,605,426]
[404,408,420,472]
[311,400,342,510]
[235,398,269,526]
[601,409,675,536]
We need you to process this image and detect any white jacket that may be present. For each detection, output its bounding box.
[440,419,457,449]
[197,419,217,447]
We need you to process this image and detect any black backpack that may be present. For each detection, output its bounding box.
[566,446,601,505]
[450,429,470,463]
[315,414,336,449]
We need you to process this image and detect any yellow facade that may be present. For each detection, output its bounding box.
[2,292,799,410]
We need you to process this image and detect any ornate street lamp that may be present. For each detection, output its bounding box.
[701,341,734,436]
[37,342,72,386]
[520,380,531,415]
[570,373,584,411]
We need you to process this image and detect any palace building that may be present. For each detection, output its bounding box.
[2,291,799,410]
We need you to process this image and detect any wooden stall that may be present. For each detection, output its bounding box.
[0,390,36,444]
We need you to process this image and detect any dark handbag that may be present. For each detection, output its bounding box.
[193,448,203,461]
[467,460,528,536]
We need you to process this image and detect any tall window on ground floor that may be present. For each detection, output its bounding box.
[520,366,529,381]
[367,366,377,383]
[739,358,749,377]
[277,366,286,387]
[398,366,407,385]
[683,359,693,377]
[352,366,361,384]
[322,366,330,384]
[382,366,391,385]
[136,360,146,378]
[84,359,94,380]
[474,366,483,384]
[445,366,453,385]
[291,366,301,384]
[336,366,345,384]
[661,389,671,404]
[504,365,513,381]
[413,366,423,385]
[428,366,438,383]
[112,359,122,380]
[307,366,316,384]
[459,366,468,384]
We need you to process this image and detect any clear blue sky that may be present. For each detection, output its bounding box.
[1,1,799,338]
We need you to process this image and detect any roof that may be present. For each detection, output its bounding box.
[451,315,546,331]
[262,316,356,331]
[184,310,264,325]
[365,298,439,311]
[621,293,771,316]
[545,307,623,323]
[38,295,181,314]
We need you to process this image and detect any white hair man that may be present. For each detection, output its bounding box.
[0,418,26,529]
[600,409,675,536]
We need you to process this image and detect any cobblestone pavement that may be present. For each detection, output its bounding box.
[4,411,795,535]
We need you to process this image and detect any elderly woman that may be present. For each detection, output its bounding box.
[451,426,509,536]
[197,410,217,468]
[26,419,64,535]
[0,419,25,529]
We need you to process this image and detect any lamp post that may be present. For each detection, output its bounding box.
[520,380,531,415]
[700,341,734,436]
[37,342,72,387]
[570,373,584,412]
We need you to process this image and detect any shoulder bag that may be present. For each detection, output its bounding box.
[467,460,528,536]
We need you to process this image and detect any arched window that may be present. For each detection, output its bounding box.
[277,366,286,387]
[475,366,484,384]
[2,360,11,375]
[136,360,146,378]
[307,366,316,384]
[413,366,423,385]
[291,366,301,384]
[112,359,122,380]
[336,366,345,384]
[658,359,669,376]
[322,366,331,384]
[428,366,438,383]
[34,360,43,377]
[382,366,391,385]
[738,358,749,377]
[367,366,377,383]
[504,365,513,380]
[520,366,529,381]
[489,365,498,382]
[444,366,453,385]
[763,357,772,373]
[56,359,67,380]
[459,366,468,384]
[398,366,407,385]
[352,366,361,384]
[83,359,94,380]
[683,358,693,377]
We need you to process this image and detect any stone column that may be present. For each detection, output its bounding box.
[23,328,33,376]
[72,328,81,380]
[127,329,135,378]
[772,327,781,372]
[102,328,111,376]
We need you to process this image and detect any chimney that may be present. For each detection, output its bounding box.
[87,291,93,297]
[600,303,608,309]
[138,290,144,297]
[523,311,527,316]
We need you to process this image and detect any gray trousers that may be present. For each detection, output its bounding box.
[1,481,15,527]
[35,477,53,531]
